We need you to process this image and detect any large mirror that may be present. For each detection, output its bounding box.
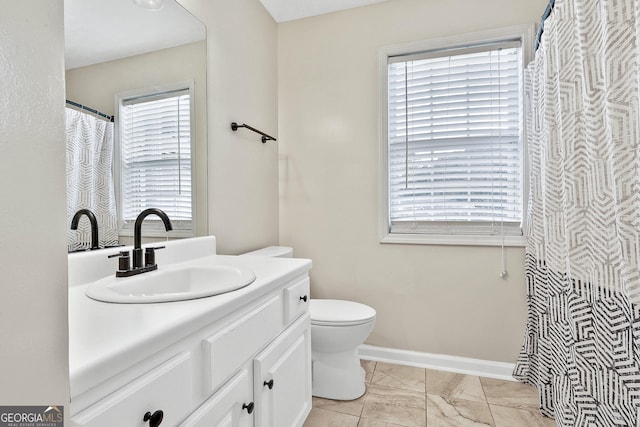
[64,0,207,251]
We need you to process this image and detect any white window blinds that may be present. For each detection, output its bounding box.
[387,42,523,236]
[119,88,193,231]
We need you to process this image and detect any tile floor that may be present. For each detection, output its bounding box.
[303,360,557,427]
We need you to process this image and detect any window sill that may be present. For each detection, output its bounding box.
[380,232,526,247]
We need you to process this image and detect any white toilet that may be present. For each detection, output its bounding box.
[241,246,376,400]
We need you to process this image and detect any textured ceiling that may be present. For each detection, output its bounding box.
[258,0,389,22]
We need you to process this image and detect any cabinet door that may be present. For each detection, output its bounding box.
[253,314,311,427]
[180,368,253,427]
[71,353,192,427]
[203,294,283,394]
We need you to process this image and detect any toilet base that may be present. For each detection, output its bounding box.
[311,349,366,400]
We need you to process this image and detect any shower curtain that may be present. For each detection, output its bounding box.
[514,0,640,425]
[66,108,118,250]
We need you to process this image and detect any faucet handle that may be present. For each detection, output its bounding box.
[108,250,131,272]
[144,246,165,267]
[107,250,130,259]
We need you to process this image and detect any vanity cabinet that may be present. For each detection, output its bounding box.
[182,313,311,427]
[253,314,311,427]
[71,353,193,427]
[180,369,253,427]
[202,294,284,394]
[70,273,311,427]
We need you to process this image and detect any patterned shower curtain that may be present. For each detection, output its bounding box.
[66,108,118,251]
[513,0,640,426]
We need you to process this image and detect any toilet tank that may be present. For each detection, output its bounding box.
[240,246,293,258]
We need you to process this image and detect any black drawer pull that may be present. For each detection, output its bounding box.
[242,402,254,414]
[299,295,308,302]
[143,410,164,427]
[264,379,274,389]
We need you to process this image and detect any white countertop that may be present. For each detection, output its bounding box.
[69,246,311,400]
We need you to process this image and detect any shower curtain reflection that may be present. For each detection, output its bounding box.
[66,108,118,251]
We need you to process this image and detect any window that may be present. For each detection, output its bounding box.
[116,83,195,236]
[380,27,532,246]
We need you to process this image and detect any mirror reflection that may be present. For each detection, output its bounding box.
[64,0,207,252]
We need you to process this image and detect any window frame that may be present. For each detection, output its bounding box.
[378,25,534,247]
[114,81,196,238]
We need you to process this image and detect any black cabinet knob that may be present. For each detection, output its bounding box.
[299,295,308,302]
[242,402,254,414]
[143,410,164,427]
[264,379,274,390]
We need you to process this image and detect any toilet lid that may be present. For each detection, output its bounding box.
[310,299,376,326]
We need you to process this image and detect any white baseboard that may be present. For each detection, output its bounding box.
[358,344,516,382]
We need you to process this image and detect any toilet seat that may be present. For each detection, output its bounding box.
[310,299,376,327]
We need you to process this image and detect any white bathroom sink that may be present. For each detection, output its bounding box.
[85,264,256,303]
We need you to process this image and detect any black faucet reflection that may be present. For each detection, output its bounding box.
[108,208,173,277]
[70,209,99,250]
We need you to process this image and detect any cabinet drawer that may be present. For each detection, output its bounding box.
[180,368,253,427]
[203,294,283,393]
[284,277,310,324]
[72,353,192,427]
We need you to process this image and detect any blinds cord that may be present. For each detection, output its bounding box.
[498,48,508,279]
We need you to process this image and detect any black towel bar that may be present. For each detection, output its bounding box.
[231,122,276,143]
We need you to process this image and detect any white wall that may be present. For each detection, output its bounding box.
[278,0,548,362]
[0,0,70,418]
[178,0,279,255]
[65,42,208,239]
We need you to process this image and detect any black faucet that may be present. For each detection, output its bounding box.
[132,208,173,269]
[70,209,99,250]
[108,208,173,277]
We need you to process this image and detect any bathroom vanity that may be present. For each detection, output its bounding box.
[68,237,312,427]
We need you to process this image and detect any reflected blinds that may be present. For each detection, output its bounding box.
[120,89,192,229]
[387,42,523,236]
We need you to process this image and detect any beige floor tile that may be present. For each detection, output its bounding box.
[427,395,494,427]
[357,418,407,427]
[490,405,557,427]
[312,395,366,417]
[426,370,487,403]
[371,362,426,392]
[306,363,554,427]
[480,378,539,410]
[365,384,426,409]
[361,399,426,427]
[362,359,376,383]
[303,407,360,427]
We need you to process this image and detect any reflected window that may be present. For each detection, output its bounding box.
[116,83,194,236]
